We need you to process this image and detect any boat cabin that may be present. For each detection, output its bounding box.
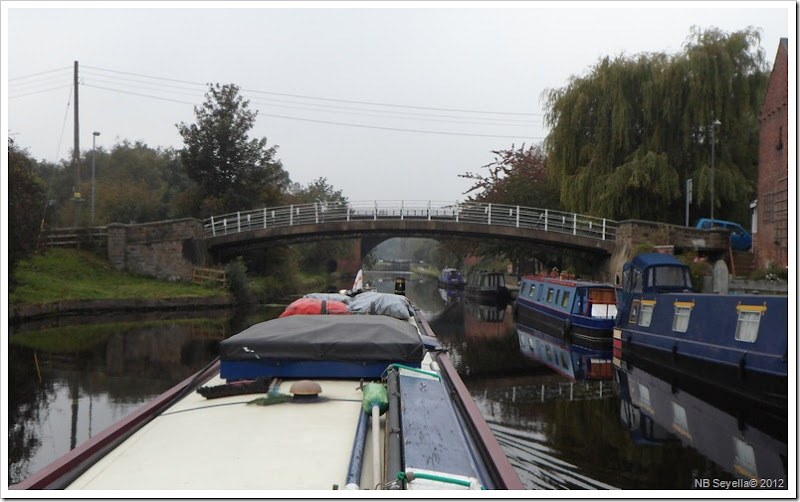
[621,253,695,295]
[518,276,618,319]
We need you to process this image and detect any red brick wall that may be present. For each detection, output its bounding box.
[755,39,789,270]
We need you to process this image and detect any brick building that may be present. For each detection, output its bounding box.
[753,38,789,270]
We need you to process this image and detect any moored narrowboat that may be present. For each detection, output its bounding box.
[613,253,788,414]
[438,268,465,289]
[464,270,510,305]
[513,274,619,352]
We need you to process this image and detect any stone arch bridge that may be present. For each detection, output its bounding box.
[65,201,729,283]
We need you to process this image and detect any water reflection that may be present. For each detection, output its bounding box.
[616,358,788,482]
[7,310,278,486]
[9,275,788,490]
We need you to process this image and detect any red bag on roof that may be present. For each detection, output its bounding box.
[279,298,350,317]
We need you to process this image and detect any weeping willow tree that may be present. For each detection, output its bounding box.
[543,26,768,224]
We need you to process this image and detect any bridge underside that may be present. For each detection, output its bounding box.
[206,220,616,259]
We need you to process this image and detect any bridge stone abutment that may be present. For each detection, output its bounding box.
[107,219,209,282]
[606,220,730,281]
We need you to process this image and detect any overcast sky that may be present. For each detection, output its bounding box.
[3,1,793,203]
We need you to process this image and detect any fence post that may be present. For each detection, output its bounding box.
[602,219,607,240]
[516,206,520,228]
[263,208,267,228]
[315,202,319,224]
[210,216,216,236]
[455,202,459,223]
[544,209,548,232]
[487,203,492,225]
[573,214,577,235]
[290,205,293,226]
[374,201,377,220]
[400,200,404,220]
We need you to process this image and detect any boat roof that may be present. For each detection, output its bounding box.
[521,275,615,289]
[624,253,687,272]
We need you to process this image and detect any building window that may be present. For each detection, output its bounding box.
[672,301,694,332]
[735,305,766,342]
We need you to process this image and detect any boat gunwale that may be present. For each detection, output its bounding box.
[11,359,222,490]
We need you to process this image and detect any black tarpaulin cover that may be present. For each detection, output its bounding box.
[219,314,425,363]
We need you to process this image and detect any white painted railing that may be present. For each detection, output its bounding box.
[203,200,617,242]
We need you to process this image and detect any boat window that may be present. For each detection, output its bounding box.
[637,383,653,413]
[561,291,571,308]
[672,304,693,332]
[629,300,639,324]
[527,284,536,297]
[632,269,643,293]
[649,265,692,290]
[639,302,654,327]
[733,437,758,478]
[735,307,763,343]
[671,401,691,439]
[560,352,569,369]
[547,288,554,303]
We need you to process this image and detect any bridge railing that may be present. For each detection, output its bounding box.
[204,201,616,242]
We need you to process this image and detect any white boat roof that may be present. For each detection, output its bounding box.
[67,372,393,491]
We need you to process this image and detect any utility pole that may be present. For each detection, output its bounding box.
[73,60,83,228]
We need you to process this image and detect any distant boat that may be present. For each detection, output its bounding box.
[464,271,510,305]
[438,268,465,289]
[613,253,788,414]
[514,274,619,380]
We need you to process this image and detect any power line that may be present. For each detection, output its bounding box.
[9,66,72,81]
[86,83,543,140]
[82,64,545,118]
[79,70,544,128]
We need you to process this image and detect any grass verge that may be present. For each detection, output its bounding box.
[10,248,227,305]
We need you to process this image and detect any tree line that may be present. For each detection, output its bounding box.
[9,26,772,280]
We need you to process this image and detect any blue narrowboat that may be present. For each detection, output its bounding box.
[513,275,619,352]
[438,268,465,289]
[613,253,788,413]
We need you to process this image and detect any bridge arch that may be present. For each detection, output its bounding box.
[204,201,618,259]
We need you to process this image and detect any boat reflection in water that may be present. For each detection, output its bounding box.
[615,357,788,484]
[464,297,508,324]
[438,287,463,305]
[516,323,614,381]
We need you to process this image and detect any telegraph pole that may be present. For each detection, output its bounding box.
[73,60,83,228]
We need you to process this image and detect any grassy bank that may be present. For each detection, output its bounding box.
[9,248,336,307]
[10,248,228,305]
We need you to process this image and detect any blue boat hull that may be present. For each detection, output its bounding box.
[615,292,788,411]
[514,298,615,351]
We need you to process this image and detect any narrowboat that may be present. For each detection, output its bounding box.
[615,357,787,481]
[12,290,523,491]
[438,268,465,289]
[513,274,619,352]
[464,271,510,305]
[613,253,788,414]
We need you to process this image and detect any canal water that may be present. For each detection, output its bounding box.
[7,276,788,491]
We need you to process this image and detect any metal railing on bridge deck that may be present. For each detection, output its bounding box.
[204,201,617,242]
